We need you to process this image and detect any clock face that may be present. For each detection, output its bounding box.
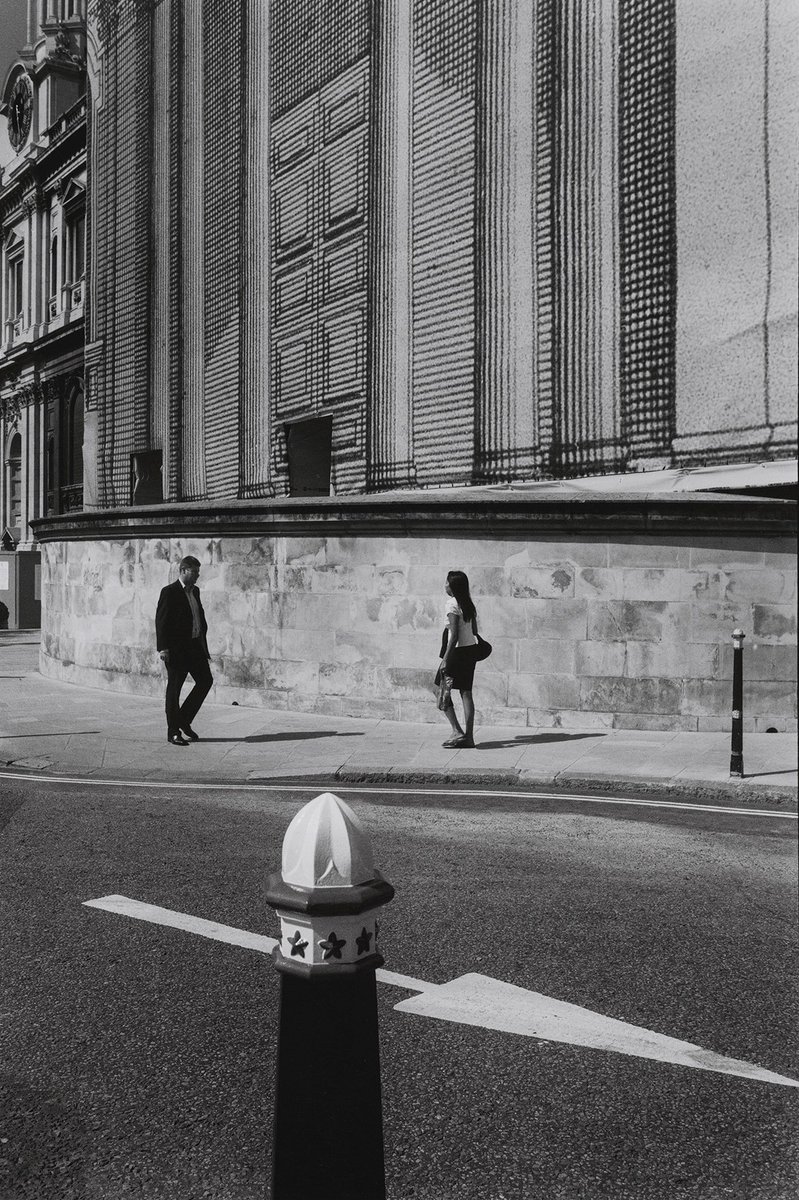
[8,75,33,153]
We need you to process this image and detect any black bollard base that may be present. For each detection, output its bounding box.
[270,968,386,1200]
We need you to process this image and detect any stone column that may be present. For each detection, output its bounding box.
[179,1,206,499]
[23,198,35,330]
[555,0,620,473]
[41,205,50,324]
[55,192,65,315]
[239,0,272,497]
[17,400,42,550]
[32,194,45,330]
[0,233,6,339]
[150,0,172,494]
[474,0,536,482]
[367,0,415,491]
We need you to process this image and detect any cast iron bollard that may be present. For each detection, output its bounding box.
[266,792,394,1200]
[730,628,745,777]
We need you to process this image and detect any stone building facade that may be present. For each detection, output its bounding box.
[0,1,86,625]
[28,0,799,728]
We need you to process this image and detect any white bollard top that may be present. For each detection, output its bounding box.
[281,792,377,889]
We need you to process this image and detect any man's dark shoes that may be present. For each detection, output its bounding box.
[168,732,189,746]
[180,726,200,741]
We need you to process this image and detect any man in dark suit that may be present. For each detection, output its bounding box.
[155,555,213,746]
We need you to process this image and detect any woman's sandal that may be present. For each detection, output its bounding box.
[451,735,475,749]
[442,736,464,748]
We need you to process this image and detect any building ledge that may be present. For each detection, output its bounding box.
[30,489,797,543]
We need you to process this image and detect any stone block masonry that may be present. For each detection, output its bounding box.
[33,493,798,732]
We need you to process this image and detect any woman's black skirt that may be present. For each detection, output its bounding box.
[447,645,479,692]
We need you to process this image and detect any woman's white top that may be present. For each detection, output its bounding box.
[445,597,477,647]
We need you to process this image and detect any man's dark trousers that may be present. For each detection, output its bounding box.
[165,638,213,736]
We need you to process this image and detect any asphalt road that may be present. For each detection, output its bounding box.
[0,775,797,1200]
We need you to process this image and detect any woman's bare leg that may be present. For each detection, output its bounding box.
[461,690,475,740]
[443,699,464,737]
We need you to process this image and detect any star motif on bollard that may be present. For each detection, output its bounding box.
[319,931,346,960]
[356,926,373,955]
[288,930,308,958]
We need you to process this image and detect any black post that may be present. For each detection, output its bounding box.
[265,793,394,1200]
[730,628,745,777]
[271,969,387,1199]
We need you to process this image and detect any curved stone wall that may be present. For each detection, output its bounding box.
[33,494,798,732]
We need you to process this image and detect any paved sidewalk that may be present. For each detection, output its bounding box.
[1,631,796,803]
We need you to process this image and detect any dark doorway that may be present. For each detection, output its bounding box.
[286,417,333,497]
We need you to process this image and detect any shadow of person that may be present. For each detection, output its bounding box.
[0,731,103,739]
[192,731,367,745]
[475,732,606,750]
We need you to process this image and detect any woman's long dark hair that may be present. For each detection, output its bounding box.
[447,570,476,624]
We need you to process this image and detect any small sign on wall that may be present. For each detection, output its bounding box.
[0,562,9,591]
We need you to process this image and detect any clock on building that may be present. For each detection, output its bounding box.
[7,75,33,153]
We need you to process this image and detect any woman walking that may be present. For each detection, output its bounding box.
[439,569,480,749]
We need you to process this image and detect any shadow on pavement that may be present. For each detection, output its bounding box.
[195,731,367,745]
[0,731,103,739]
[740,769,798,779]
[476,732,606,750]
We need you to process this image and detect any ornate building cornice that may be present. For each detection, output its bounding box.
[30,491,797,543]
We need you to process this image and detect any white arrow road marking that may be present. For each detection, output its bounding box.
[83,895,799,1088]
[83,895,432,992]
[82,894,279,956]
[394,974,799,1088]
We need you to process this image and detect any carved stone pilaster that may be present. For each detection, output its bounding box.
[150,0,171,491]
[239,0,273,498]
[552,0,622,475]
[178,0,206,500]
[474,0,536,483]
[367,0,415,491]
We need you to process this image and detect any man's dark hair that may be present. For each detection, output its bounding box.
[179,556,201,571]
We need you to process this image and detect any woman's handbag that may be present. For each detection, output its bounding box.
[473,634,492,662]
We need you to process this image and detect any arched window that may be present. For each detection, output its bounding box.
[50,237,58,308]
[46,434,55,515]
[5,245,24,323]
[69,387,84,486]
[65,209,85,284]
[59,379,84,511]
[7,432,22,534]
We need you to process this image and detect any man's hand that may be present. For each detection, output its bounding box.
[159,650,169,666]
